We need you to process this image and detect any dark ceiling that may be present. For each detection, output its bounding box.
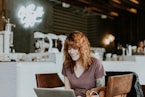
[50,0,145,18]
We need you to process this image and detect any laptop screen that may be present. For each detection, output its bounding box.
[34,88,76,97]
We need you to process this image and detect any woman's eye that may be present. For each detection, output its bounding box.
[68,47,71,50]
[73,47,78,49]
[68,46,78,50]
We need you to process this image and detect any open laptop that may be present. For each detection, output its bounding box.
[34,88,76,97]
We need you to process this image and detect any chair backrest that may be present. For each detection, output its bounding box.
[141,85,145,96]
[106,73,133,97]
[35,73,64,88]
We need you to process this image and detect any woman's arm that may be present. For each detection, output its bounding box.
[64,76,71,89]
[64,76,82,97]
[96,76,105,87]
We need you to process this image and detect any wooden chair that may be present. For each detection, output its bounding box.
[141,85,145,96]
[35,73,64,88]
[86,73,133,97]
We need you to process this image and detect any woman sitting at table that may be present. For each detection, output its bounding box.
[136,41,145,55]
[62,31,106,97]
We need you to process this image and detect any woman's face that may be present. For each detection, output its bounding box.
[68,47,80,61]
[139,41,144,48]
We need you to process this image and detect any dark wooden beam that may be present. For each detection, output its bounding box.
[54,0,145,16]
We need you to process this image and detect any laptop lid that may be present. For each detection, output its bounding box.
[34,88,76,97]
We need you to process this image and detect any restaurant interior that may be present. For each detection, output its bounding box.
[0,0,145,97]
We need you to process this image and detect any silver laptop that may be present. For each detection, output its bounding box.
[34,88,76,97]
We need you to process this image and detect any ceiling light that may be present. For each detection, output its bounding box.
[130,0,139,4]
[62,2,70,8]
[127,8,137,14]
[101,15,107,19]
[112,0,121,4]
[110,11,119,17]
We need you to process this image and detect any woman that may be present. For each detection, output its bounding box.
[62,31,106,97]
[136,41,144,55]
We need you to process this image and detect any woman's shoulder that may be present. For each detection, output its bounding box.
[90,57,103,67]
[91,57,101,63]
